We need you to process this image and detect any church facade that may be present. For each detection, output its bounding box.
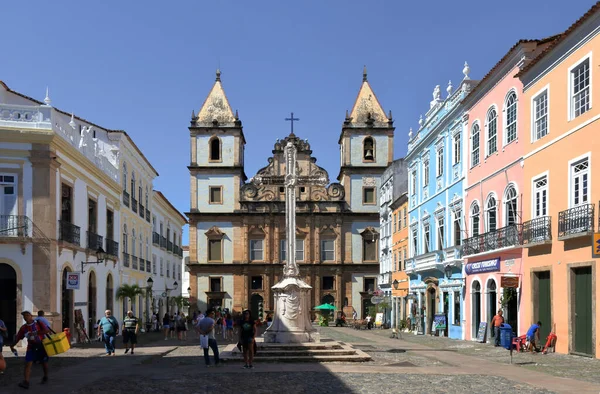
[186,69,395,320]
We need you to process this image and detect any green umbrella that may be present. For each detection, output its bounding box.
[314,303,336,311]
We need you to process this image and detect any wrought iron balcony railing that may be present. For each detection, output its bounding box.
[153,232,160,245]
[87,231,103,250]
[106,239,119,256]
[132,255,138,270]
[123,191,130,207]
[132,198,138,213]
[146,209,150,222]
[522,216,552,247]
[139,203,144,218]
[59,220,81,246]
[122,252,130,267]
[167,241,173,253]
[160,236,167,249]
[146,260,151,273]
[461,224,522,257]
[0,215,30,237]
[558,203,594,240]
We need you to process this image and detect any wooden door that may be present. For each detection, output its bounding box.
[573,267,592,355]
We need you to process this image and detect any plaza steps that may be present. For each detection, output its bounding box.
[220,340,372,363]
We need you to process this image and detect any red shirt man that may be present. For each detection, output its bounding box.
[14,311,50,389]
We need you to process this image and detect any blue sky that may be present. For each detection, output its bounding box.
[1,0,593,244]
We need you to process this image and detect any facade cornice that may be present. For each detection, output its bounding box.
[153,190,188,225]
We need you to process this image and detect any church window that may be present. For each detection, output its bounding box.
[209,186,223,204]
[208,239,222,262]
[210,277,222,292]
[209,137,221,162]
[362,238,377,262]
[363,187,376,205]
[320,239,335,261]
[251,276,263,290]
[364,278,376,292]
[279,238,304,261]
[362,137,375,162]
[322,276,334,290]
[249,239,264,261]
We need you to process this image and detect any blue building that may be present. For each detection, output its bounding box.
[405,64,477,339]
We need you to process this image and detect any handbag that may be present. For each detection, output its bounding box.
[200,335,209,349]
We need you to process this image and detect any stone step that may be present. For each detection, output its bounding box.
[250,354,372,362]
[242,349,358,357]
[255,345,343,351]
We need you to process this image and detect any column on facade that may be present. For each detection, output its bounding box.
[264,266,271,311]
[335,217,342,263]
[273,221,280,264]
[313,218,320,264]
[305,216,312,263]
[242,219,249,262]
[335,268,343,311]
[264,221,270,262]
[314,268,321,307]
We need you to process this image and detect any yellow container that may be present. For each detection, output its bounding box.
[42,332,71,356]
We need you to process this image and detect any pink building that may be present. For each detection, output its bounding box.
[461,39,555,341]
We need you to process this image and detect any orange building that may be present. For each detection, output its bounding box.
[391,192,409,327]
[517,3,600,357]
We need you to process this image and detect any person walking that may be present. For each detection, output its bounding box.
[490,310,504,347]
[98,310,119,356]
[122,311,139,354]
[162,313,170,340]
[169,314,176,339]
[196,309,219,367]
[238,310,256,369]
[225,314,234,341]
[14,311,50,389]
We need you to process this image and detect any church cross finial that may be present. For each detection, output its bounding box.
[285,112,300,136]
[362,65,368,82]
[216,69,221,81]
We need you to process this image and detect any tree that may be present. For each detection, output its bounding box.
[172,295,190,312]
[116,284,145,314]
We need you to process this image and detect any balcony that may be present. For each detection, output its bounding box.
[404,251,444,275]
[132,197,138,213]
[122,252,130,267]
[167,240,173,253]
[106,239,119,257]
[146,260,151,273]
[558,204,594,240]
[522,216,552,247]
[0,215,30,238]
[462,224,522,257]
[87,231,103,251]
[59,220,80,246]
[139,258,145,271]
[160,236,167,249]
[146,209,150,223]
[132,255,138,270]
[152,232,160,245]
[123,191,130,207]
[139,203,144,218]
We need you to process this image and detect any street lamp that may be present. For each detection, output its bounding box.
[165,281,178,314]
[81,247,108,273]
[145,277,154,332]
[444,265,453,280]
[392,279,399,290]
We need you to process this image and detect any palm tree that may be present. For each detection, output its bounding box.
[116,284,145,315]
[171,295,190,313]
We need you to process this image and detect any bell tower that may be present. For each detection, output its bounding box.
[337,66,394,212]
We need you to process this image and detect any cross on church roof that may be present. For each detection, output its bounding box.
[285,112,299,136]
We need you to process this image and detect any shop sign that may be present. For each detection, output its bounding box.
[465,258,500,275]
[593,233,600,258]
[66,272,80,290]
[371,296,385,304]
[500,276,520,288]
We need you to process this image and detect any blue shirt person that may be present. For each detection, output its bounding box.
[526,321,542,352]
[97,310,119,356]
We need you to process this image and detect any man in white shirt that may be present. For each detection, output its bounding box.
[196,309,219,367]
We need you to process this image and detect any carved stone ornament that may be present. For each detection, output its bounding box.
[327,183,345,200]
[205,226,225,239]
[363,177,376,186]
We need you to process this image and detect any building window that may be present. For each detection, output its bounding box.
[436,148,443,177]
[131,228,136,256]
[533,176,548,217]
[122,224,128,253]
[453,291,461,325]
[363,137,375,162]
[471,123,480,167]
[393,253,397,271]
[167,262,170,278]
[363,238,377,261]
[403,208,407,228]
[504,186,518,226]
[505,91,517,144]
[322,276,334,290]
[363,187,376,204]
[486,108,498,156]
[411,170,416,196]
[453,209,462,246]
[411,227,417,257]
[131,172,136,199]
[250,239,264,261]
[210,277,222,292]
[251,276,263,290]
[393,213,397,233]
[279,239,305,261]
[423,222,430,254]
[122,163,127,192]
[320,239,335,261]
[485,196,497,232]
[570,158,589,207]
[364,278,375,292]
[570,58,590,119]
[533,89,548,141]
[423,160,429,186]
[453,133,461,165]
[209,137,221,162]
[208,239,222,262]
[152,255,157,274]
[209,186,223,204]
[471,202,480,237]
[160,258,163,276]
[437,217,444,250]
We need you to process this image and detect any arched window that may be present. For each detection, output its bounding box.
[131,172,136,197]
[485,195,497,232]
[209,137,221,161]
[139,234,143,260]
[504,186,518,226]
[471,123,480,167]
[122,163,127,192]
[132,228,136,256]
[363,137,375,161]
[138,180,143,202]
[486,108,498,156]
[145,186,149,208]
[470,202,480,237]
[505,91,517,144]
[123,224,128,253]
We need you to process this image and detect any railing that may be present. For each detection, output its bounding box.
[139,203,144,218]
[122,252,130,267]
[152,232,160,245]
[558,203,594,240]
[167,241,173,253]
[59,220,81,246]
[123,191,130,207]
[160,236,167,249]
[139,258,145,271]
[146,260,151,273]
[461,224,522,256]
[132,197,138,213]
[522,216,552,246]
[0,215,30,237]
[87,231,103,250]
[106,239,119,256]
[132,255,138,270]
[146,209,150,222]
